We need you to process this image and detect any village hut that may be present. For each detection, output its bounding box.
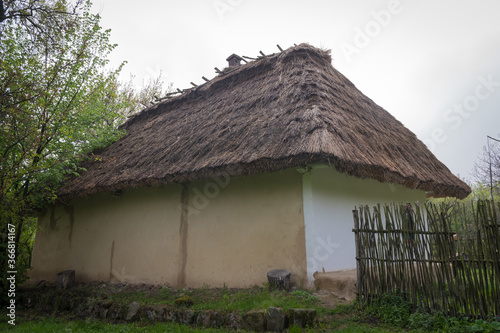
[30,43,470,287]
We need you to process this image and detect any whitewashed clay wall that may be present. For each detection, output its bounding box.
[302,165,426,284]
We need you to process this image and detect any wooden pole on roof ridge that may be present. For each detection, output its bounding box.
[486,135,499,203]
[488,137,494,202]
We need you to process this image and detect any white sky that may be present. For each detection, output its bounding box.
[92,0,500,181]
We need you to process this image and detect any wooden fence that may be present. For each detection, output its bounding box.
[352,200,500,318]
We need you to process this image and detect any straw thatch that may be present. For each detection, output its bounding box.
[58,43,470,200]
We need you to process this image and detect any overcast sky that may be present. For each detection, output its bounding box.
[92,0,500,182]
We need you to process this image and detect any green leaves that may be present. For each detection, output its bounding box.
[0,0,165,307]
[0,0,131,210]
[0,2,171,300]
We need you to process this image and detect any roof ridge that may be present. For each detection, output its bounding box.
[151,43,308,104]
[123,43,322,128]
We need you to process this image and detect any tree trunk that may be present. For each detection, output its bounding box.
[267,269,291,291]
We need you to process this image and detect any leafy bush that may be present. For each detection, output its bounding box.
[367,293,500,332]
[408,310,448,331]
[366,293,411,328]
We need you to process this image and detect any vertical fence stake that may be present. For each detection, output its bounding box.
[353,208,362,304]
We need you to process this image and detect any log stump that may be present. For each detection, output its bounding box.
[56,270,75,289]
[267,269,291,291]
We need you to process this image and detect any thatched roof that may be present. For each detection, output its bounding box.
[59,43,470,200]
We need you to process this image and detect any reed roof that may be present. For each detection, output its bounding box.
[59,44,470,200]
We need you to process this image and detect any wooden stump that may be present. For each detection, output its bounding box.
[267,269,291,291]
[56,270,75,289]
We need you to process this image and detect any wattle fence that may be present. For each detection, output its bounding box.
[352,200,500,318]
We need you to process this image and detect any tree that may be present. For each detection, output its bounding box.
[0,0,134,298]
[0,0,84,32]
[473,135,500,200]
[120,73,173,117]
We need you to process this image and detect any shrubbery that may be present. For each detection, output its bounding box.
[365,293,500,332]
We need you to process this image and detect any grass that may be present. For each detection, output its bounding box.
[106,284,323,314]
[188,288,321,313]
[0,318,226,332]
[364,293,500,333]
[0,315,407,333]
[6,284,500,332]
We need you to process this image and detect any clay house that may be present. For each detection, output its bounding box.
[30,44,470,287]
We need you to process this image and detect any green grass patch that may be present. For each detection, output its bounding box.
[0,317,225,332]
[364,293,500,333]
[12,284,500,332]
[188,287,321,313]
[105,285,322,314]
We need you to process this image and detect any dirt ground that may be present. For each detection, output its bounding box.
[312,290,351,308]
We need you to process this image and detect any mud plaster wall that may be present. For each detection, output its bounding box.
[30,169,307,287]
[184,169,307,287]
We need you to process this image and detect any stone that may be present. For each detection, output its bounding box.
[266,307,285,332]
[107,302,127,320]
[242,309,266,332]
[146,304,168,321]
[226,312,241,330]
[179,309,196,325]
[125,301,141,321]
[86,298,101,318]
[164,308,181,322]
[140,305,158,321]
[196,310,212,327]
[101,299,114,308]
[146,308,157,321]
[288,308,316,328]
[209,311,225,328]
